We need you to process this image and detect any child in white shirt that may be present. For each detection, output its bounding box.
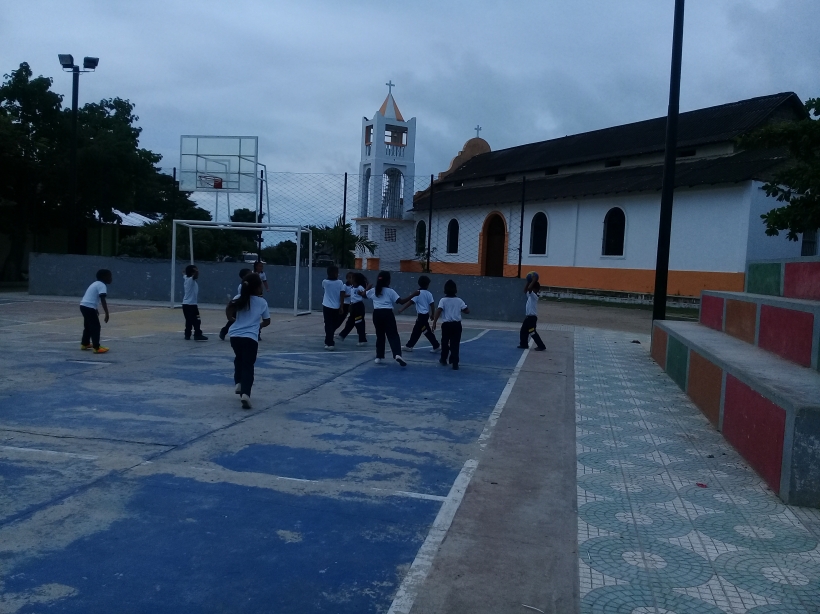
[253,260,269,292]
[335,271,354,334]
[79,269,112,354]
[182,264,208,341]
[398,275,440,353]
[321,265,346,350]
[519,275,546,351]
[220,268,251,340]
[431,279,470,370]
[226,273,271,409]
[365,270,414,366]
[338,272,368,345]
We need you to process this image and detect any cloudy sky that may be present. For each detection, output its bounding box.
[2,0,818,179]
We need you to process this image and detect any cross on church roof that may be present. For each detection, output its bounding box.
[386,80,395,95]
[475,125,482,138]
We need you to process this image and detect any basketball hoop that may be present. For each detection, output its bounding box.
[198,174,223,189]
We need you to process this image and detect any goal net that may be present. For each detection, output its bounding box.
[169,219,313,316]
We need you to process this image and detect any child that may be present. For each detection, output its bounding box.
[80,269,112,354]
[219,268,251,340]
[519,274,546,351]
[338,272,368,345]
[226,273,271,409]
[335,271,353,333]
[398,275,440,353]
[431,279,469,370]
[365,271,414,366]
[321,265,346,350]
[182,265,208,341]
[253,260,269,292]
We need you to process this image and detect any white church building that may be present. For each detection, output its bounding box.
[356,90,810,297]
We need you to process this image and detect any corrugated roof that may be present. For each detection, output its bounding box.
[441,92,804,182]
[411,149,788,211]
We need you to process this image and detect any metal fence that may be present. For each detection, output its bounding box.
[157,168,532,278]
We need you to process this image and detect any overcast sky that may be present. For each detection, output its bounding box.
[2,0,818,179]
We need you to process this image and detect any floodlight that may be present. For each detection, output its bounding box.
[83,57,99,70]
[58,54,75,69]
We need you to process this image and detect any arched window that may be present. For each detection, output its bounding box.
[360,168,371,217]
[602,207,626,256]
[415,220,427,254]
[447,219,459,254]
[529,212,548,255]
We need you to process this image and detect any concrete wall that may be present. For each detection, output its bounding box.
[28,253,532,322]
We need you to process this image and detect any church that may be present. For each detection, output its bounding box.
[355,88,809,297]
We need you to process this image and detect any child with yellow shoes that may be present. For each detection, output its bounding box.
[79,269,112,354]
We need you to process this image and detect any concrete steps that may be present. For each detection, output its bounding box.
[651,320,820,506]
[652,257,820,507]
[699,290,820,370]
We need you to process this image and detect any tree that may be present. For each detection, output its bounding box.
[0,62,201,278]
[739,98,820,240]
[309,215,376,268]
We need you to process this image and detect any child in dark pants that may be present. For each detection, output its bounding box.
[225,273,271,409]
[338,272,368,345]
[519,274,546,351]
[321,265,346,350]
[182,264,208,341]
[398,275,440,353]
[335,271,353,333]
[365,271,414,366]
[220,268,251,340]
[79,269,112,354]
[431,279,469,370]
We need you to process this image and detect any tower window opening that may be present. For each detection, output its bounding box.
[415,221,427,254]
[364,125,373,145]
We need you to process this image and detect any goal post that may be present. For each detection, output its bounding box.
[170,219,313,316]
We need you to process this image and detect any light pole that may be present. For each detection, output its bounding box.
[58,54,98,253]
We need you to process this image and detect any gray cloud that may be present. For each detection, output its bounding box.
[1,0,818,179]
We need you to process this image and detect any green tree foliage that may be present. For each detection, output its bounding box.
[309,215,376,268]
[0,62,203,278]
[740,98,820,240]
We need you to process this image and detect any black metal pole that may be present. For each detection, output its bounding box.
[427,175,434,273]
[341,172,347,267]
[70,66,80,253]
[652,0,686,321]
[257,169,264,257]
[518,177,526,278]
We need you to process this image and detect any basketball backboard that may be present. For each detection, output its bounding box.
[179,136,258,194]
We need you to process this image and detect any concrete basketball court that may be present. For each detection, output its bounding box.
[0,294,578,613]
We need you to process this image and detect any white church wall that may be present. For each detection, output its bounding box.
[667,185,750,273]
[745,181,804,261]
[521,201,580,267]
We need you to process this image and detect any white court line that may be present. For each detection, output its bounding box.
[0,445,98,460]
[459,328,490,345]
[388,346,530,614]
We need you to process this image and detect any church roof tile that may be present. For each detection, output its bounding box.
[440,92,805,182]
[411,148,789,211]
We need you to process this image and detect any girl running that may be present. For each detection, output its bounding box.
[225,273,270,409]
[338,272,368,345]
[365,271,413,366]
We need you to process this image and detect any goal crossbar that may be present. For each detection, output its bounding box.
[170,219,313,316]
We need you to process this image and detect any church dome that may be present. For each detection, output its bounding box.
[439,137,492,179]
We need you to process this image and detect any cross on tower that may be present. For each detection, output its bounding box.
[386,80,395,95]
[475,125,482,138]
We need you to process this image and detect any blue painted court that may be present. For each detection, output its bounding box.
[0,299,524,612]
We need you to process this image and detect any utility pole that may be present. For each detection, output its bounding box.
[652,0,685,321]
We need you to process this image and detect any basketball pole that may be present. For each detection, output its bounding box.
[652,0,685,321]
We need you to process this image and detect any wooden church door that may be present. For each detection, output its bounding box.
[483,214,506,277]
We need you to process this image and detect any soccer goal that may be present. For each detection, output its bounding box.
[169,219,313,316]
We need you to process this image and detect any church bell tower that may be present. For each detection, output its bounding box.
[354,82,417,271]
[357,81,416,219]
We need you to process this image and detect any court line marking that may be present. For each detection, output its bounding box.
[0,445,98,461]
[388,346,530,614]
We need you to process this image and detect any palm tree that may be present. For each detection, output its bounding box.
[310,215,376,267]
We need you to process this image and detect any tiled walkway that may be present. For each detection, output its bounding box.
[574,329,820,614]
